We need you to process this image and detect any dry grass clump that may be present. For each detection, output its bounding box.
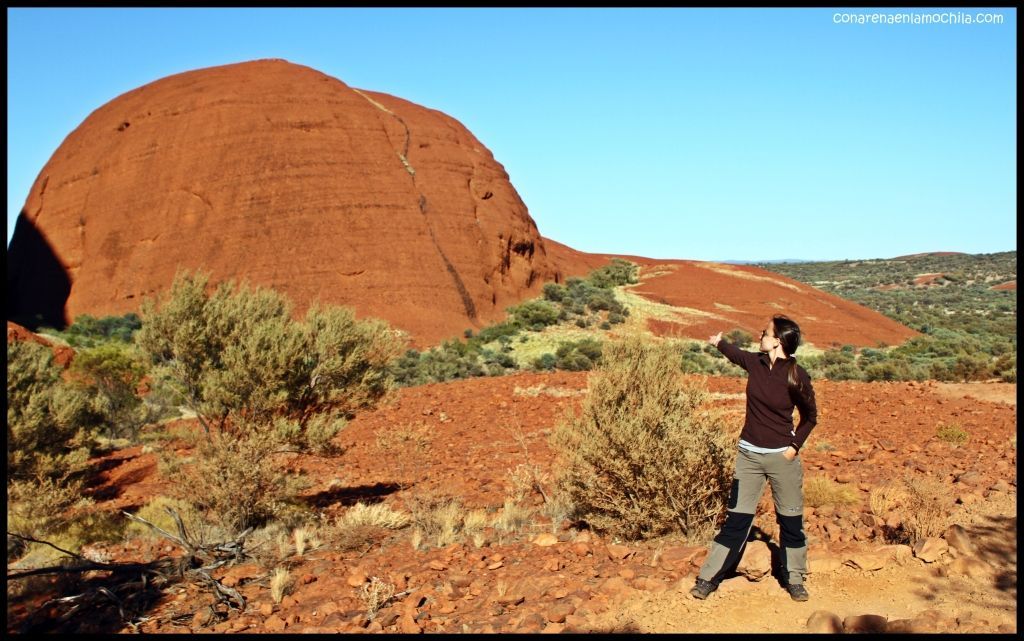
[869,482,908,518]
[803,476,860,508]
[492,498,534,535]
[331,502,409,552]
[270,566,293,604]
[900,476,952,544]
[549,336,734,541]
[358,576,396,619]
[935,422,969,446]
[338,502,411,530]
[406,496,503,550]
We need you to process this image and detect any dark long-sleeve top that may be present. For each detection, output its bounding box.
[716,339,818,451]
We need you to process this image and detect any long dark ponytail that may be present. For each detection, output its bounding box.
[772,315,811,406]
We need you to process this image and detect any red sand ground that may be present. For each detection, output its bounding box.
[7,370,1016,634]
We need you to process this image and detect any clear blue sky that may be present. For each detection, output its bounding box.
[7,7,1017,261]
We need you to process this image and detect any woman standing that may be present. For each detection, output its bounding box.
[690,315,818,602]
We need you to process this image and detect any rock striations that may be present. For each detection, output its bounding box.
[7,59,567,349]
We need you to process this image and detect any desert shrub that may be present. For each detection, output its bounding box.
[869,482,908,518]
[532,353,558,371]
[67,342,162,441]
[554,338,603,371]
[270,567,293,604]
[993,353,1016,383]
[508,299,561,331]
[822,362,864,381]
[358,577,396,619]
[407,496,470,549]
[900,476,952,544]
[950,355,993,382]
[157,427,308,533]
[935,422,969,445]
[587,258,639,289]
[7,340,103,483]
[803,476,860,508]
[549,336,734,541]
[724,328,755,348]
[542,282,566,303]
[58,313,142,348]
[337,502,411,531]
[135,271,403,450]
[863,358,916,382]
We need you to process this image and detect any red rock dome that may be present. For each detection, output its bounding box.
[7,59,574,349]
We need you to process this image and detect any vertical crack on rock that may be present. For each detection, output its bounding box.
[354,88,477,322]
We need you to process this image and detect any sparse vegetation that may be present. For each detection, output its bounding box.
[900,476,952,544]
[388,259,638,385]
[759,252,1016,382]
[549,335,734,541]
[936,422,969,445]
[270,566,293,604]
[358,576,397,619]
[803,476,860,508]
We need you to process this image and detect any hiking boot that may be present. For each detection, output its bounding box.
[690,578,718,600]
[786,583,809,602]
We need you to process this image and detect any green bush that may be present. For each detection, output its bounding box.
[7,340,102,483]
[550,336,734,541]
[67,342,166,440]
[135,271,404,450]
[533,353,557,371]
[508,299,561,331]
[724,328,755,347]
[587,258,640,289]
[58,313,143,348]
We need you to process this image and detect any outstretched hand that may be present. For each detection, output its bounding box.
[709,331,722,347]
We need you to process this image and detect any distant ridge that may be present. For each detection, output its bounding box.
[722,259,818,265]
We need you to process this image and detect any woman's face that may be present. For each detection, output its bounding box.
[759,321,779,353]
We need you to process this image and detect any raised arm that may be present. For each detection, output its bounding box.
[709,331,756,372]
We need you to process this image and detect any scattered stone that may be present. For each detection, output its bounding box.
[301,573,317,585]
[264,615,287,632]
[843,614,888,633]
[955,471,982,486]
[806,610,843,633]
[845,551,887,571]
[807,550,843,574]
[259,602,275,617]
[913,538,948,563]
[989,479,1011,492]
[736,540,772,581]
[885,619,917,633]
[545,602,576,623]
[606,543,635,560]
[878,544,913,565]
[950,557,990,580]
[533,533,559,547]
[428,559,447,571]
[944,524,976,555]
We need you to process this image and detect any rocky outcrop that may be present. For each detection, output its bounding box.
[6,59,583,349]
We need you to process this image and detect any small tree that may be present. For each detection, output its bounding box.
[135,271,405,448]
[68,342,156,440]
[550,336,734,541]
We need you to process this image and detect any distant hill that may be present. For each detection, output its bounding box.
[756,251,1016,343]
[719,259,818,265]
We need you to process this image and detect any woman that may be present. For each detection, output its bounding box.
[690,315,818,602]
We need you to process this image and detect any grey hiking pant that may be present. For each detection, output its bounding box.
[697,447,807,586]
